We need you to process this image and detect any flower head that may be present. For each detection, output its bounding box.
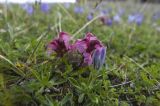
[40,3,50,13]
[47,32,71,56]
[21,4,34,15]
[113,14,121,23]
[128,14,136,23]
[74,33,104,66]
[74,6,84,14]
[135,14,144,25]
[85,33,103,53]
[128,13,144,25]
[100,10,108,16]
[47,32,106,69]
[87,13,93,21]
[105,18,112,26]
[75,33,102,54]
[100,16,112,26]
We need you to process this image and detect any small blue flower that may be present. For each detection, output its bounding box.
[100,8,112,16]
[128,14,136,23]
[21,4,34,15]
[100,10,108,15]
[113,14,121,23]
[128,13,144,25]
[106,18,112,26]
[74,6,84,14]
[135,14,144,25]
[92,47,106,70]
[87,13,93,21]
[40,3,50,13]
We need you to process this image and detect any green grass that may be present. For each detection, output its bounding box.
[0,2,160,106]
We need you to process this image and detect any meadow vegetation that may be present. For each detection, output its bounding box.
[0,1,160,106]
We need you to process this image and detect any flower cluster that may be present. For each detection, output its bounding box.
[128,13,144,25]
[47,32,106,70]
[21,3,50,14]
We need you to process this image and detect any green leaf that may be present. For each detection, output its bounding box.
[60,93,72,106]
[120,101,129,106]
[156,92,160,99]
[88,94,99,104]
[68,77,81,90]
[0,73,4,89]
[136,95,146,104]
[78,93,85,103]
[0,54,25,77]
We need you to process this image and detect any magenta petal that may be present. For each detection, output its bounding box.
[69,44,75,51]
[47,43,57,51]
[47,32,72,56]
[84,33,103,53]
[95,44,102,49]
[85,33,97,41]
[59,32,70,42]
[47,41,58,55]
[83,53,92,65]
[59,32,71,50]
[75,40,87,53]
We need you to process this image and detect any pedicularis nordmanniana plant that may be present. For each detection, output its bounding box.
[47,32,106,70]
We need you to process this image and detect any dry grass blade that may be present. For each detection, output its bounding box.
[0,55,25,77]
[72,15,101,39]
[125,56,160,85]
[58,4,77,24]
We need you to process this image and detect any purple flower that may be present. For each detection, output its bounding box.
[105,18,112,26]
[40,3,50,13]
[100,16,112,26]
[74,40,87,53]
[113,15,121,23]
[47,32,71,56]
[21,4,34,15]
[128,13,144,25]
[83,53,92,65]
[74,33,104,66]
[99,8,112,17]
[92,47,106,70]
[83,33,103,53]
[74,33,100,54]
[135,14,144,25]
[100,10,108,16]
[47,32,106,68]
[74,6,84,14]
[128,14,136,23]
[87,13,93,21]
